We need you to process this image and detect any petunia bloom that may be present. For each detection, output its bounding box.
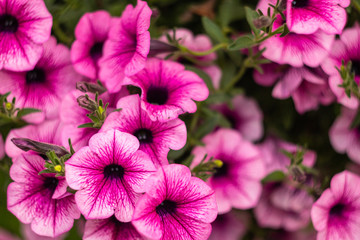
[192,128,265,213]
[71,10,112,79]
[321,24,360,109]
[125,58,209,122]
[83,216,144,240]
[7,153,80,238]
[0,36,81,121]
[286,0,350,34]
[100,94,186,168]
[253,63,334,114]
[211,95,263,141]
[0,0,52,71]
[311,171,360,240]
[132,164,217,240]
[329,107,360,164]
[99,0,152,93]
[209,211,248,240]
[65,129,155,221]
[22,224,67,240]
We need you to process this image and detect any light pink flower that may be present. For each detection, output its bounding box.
[212,95,263,141]
[22,224,66,240]
[254,183,314,231]
[258,136,316,175]
[132,164,217,240]
[0,0,52,71]
[286,0,350,34]
[7,153,80,238]
[5,119,63,159]
[83,216,144,240]
[99,0,152,93]
[65,130,155,221]
[329,107,360,164]
[321,25,360,109]
[0,228,20,240]
[192,129,265,213]
[311,171,360,240]
[209,211,248,240]
[125,58,209,122]
[71,10,112,79]
[100,94,187,168]
[0,36,81,121]
[253,64,334,114]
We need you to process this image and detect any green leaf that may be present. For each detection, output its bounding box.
[227,35,254,51]
[245,7,260,37]
[205,92,232,104]
[186,65,215,92]
[219,0,244,28]
[16,108,41,118]
[280,24,290,37]
[202,16,227,43]
[350,110,360,129]
[181,155,195,167]
[78,123,95,128]
[262,170,286,183]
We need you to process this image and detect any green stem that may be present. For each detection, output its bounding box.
[352,0,360,13]
[223,63,248,92]
[189,102,203,133]
[179,43,228,56]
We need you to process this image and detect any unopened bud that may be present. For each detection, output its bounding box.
[148,39,178,57]
[5,102,12,111]
[77,95,97,112]
[289,166,306,183]
[278,0,287,12]
[76,82,107,95]
[11,138,69,157]
[151,8,160,19]
[98,106,105,115]
[253,16,272,29]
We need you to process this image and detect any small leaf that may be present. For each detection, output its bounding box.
[280,24,290,37]
[202,16,228,43]
[219,0,244,28]
[16,108,42,118]
[181,155,195,167]
[245,7,260,37]
[78,123,96,128]
[227,35,254,51]
[262,170,286,183]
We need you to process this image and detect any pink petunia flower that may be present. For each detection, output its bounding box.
[132,164,217,240]
[71,10,112,79]
[83,216,144,240]
[0,228,20,240]
[211,95,264,141]
[253,63,335,114]
[209,211,249,240]
[125,58,209,122]
[22,224,67,240]
[286,0,350,34]
[7,153,80,238]
[159,28,222,87]
[329,107,360,164]
[311,171,360,240]
[60,89,128,151]
[254,182,314,231]
[0,135,4,159]
[5,119,64,159]
[258,136,316,176]
[0,0,52,71]
[259,15,334,68]
[99,0,152,93]
[192,129,265,213]
[100,94,186,168]
[0,36,81,121]
[65,130,156,221]
[321,25,360,109]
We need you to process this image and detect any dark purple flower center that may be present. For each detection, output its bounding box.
[103,164,125,179]
[351,60,360,76]
[146,86,169,105]
[0,14,19,33]
[156,199,177,216]
[330,203,345,217]
[90,42,104,60]
[292,0,309,8]
[134,128,153,144]
[213,162,229,178]
[43,177,59,193]
[26,68,46,84]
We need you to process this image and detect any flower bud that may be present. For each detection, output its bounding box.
[11,138,69,157]
[148,39,178,57]
[253,16,272,29]
[278,0,287,12]
[76,81,107,95]
[289,165,306,183]
[5,102,13,111]
[77,95,97,112]
[54,165,62,173]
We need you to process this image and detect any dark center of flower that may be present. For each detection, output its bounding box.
[89,42,104,60]
[26,68,46,84]
[146,86,169,105]
[43,177,59,193]
[330,203,345,217]
[0,14,19,33]
[156,200,177,216]
[103,164,125,179]
[213,162,229,178]
[351,60,360,76]
[133,128,153,144]
[292,0,309,8]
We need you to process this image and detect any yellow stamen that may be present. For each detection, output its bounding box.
[54,165,62,172]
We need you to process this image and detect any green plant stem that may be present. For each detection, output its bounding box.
[189,102,203,133]
[352,0,360,13]
[224,63,248,92]
[179,43,228,56]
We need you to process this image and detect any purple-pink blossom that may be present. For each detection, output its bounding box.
[125,58,209,122]
[100,94,187,168]
[192,128,265,213]
[0,0,52,71]
[65,129,155,221]
[209,211,248,240]
[132,164,217,240]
